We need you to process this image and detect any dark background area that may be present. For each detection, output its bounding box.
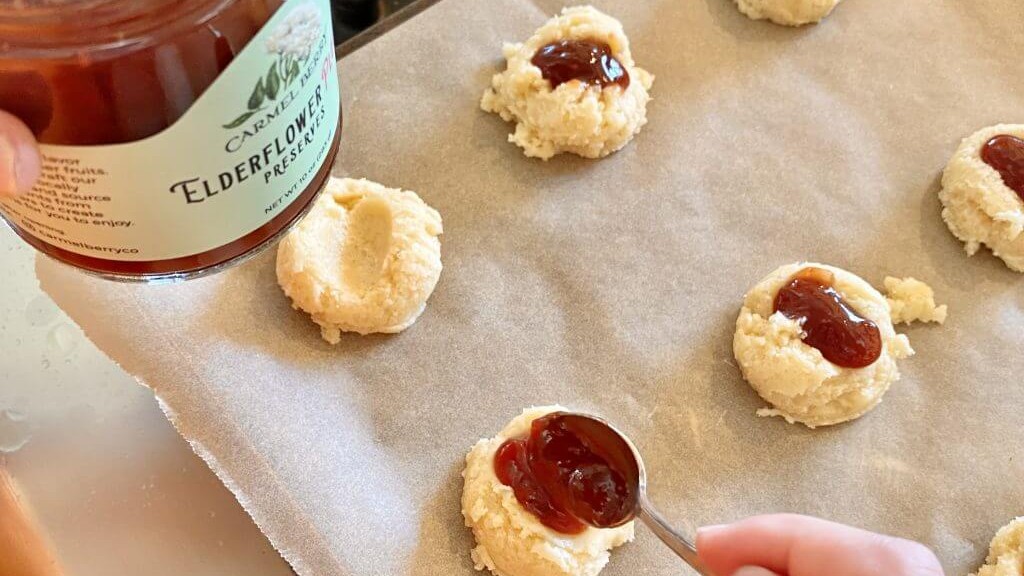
[332,0,420,44]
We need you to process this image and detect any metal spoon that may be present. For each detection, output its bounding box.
[559,412,716,576]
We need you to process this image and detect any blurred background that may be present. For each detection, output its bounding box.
[0,2,420,575]
[333,0,419,43]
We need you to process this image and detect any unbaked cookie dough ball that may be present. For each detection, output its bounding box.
[276,177,442,342]
[973,518,1024,576]
[480,5,654,160]
[940,124,1024,272]
[733,263,914,428]
[462,406,634,576]
[734,0,842,26]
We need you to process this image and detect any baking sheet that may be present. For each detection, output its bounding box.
[37,0,1024,574]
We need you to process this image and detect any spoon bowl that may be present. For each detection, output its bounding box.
[560,412,715,576]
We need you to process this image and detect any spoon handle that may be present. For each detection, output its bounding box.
[637,496,716,576]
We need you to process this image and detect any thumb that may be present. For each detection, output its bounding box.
[733,567,781,576]
[696,514,944,576]
[0,110,41,197]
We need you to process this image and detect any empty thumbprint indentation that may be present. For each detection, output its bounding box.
[342,196,394,292]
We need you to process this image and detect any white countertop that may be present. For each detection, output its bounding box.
[0,225,293,576]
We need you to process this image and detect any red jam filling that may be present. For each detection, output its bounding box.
[493,412,635,535]
[530,39,629,90]
[773,267,882,369]
[981,135,1024,202]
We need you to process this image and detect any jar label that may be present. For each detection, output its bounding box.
[0,0,340,262]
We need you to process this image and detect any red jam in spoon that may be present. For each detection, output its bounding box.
[530,39,629,90]
[981,135,1024,202]
[493,412,636,534]
[773,267,882,369]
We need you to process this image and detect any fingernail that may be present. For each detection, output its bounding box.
[733,567,780,576]
[14,140,40,195]
[0,134,17,197]
[697,523,728,537]
[0,133,40,197]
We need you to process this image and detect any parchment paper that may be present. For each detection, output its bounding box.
[37,0,1024,574]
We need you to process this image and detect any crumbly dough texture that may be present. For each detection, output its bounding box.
[883,277,947,325]
[461,406,635,576]
[973,518,1024,576]
[734,0,842,26]
[276,177,443,342]
[733,263,914,428]
[940,124,1024,272]
[480,5,654,160]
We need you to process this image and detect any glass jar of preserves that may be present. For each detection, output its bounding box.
[0,0,342,281]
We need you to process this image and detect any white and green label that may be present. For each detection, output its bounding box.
[0,0,340,261]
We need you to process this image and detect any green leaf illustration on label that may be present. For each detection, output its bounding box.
[266,62,281,100]
[281,55,293,87]
[248,77,266,110]
[222,110,259,129]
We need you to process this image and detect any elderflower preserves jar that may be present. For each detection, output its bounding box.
[0,0,341,281]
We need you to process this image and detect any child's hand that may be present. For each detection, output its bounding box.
[697,514,945,576]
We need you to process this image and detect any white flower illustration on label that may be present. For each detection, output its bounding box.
[265,3,322,58]
[224,2,323,129]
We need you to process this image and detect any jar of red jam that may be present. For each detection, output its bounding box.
[0,0,342,281]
